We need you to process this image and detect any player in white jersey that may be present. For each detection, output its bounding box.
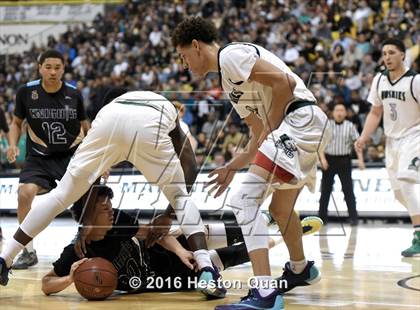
[355,38,420,257]
[0,89,227,299]
[172,17,331,310]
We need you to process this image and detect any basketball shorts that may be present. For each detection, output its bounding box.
[258,103,331,192]
[386,129,420,190]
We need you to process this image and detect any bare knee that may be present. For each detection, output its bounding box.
[17,184,40,209]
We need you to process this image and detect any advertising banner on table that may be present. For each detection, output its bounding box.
[0,168,408,217]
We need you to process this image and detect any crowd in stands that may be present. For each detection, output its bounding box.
[0,0,419,171]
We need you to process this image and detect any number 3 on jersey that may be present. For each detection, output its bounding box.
[389,103,397,121]
[42,122,67,144]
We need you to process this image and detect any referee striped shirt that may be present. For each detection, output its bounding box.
[325,119,359,156]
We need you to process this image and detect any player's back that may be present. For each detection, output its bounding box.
[218,42,316,120]
[370,70,420,138]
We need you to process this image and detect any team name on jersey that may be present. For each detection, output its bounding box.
[29,108,78,120]
[381,90,406,101]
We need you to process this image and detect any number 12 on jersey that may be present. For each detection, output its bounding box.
[41,122,68,144]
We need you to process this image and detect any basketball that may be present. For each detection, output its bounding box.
[73,257,118,300]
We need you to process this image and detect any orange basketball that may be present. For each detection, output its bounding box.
[73,257,118,300]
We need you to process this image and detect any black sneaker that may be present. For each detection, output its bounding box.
[276,260,321,293]
[12,249,38,270]
[0,257,10,286]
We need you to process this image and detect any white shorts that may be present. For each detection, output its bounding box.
[258,104,331,192]
[386,130,420,190]
[67,95,186,194]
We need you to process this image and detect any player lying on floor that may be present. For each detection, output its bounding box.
[42,185,322,295]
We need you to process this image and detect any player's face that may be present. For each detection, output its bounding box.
[176,41,208,78]
[92,196,114,231]
[39,58,64,84]
[382,45,404,71]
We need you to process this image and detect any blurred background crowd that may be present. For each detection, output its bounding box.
[0,0,419,171]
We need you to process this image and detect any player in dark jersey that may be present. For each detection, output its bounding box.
[41,185,323,295]
[6,50,90,269]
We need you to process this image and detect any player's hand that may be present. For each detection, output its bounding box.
[74,225,93,258]
[6,145,19,163]
[354,137,367,154]
[145,214,172,248]
[69,258,89,282]
[176,249,196,270]
[206,165,236,198]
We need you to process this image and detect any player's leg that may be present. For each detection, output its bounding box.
[12,183,43,269]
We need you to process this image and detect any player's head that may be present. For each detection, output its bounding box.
[332,102,347,122]
[71,185,114,225]
[172,17,218,77]
[381,38,405,71]
[38,49,65,84]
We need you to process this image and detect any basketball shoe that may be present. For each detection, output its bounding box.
[401,231,420,257]
[0,257,11,286]
[215,288,284,310]
[276,260,321,293]
[198,265,227,299]
[12,248,38,269]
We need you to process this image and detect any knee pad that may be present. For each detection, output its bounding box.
[399,183,420,216]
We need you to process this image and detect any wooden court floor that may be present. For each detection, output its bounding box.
[0,219,419,309]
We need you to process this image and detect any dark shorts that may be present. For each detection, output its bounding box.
[148,235,197,291]
[19,154,73,191]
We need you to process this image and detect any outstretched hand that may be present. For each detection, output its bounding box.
[205,165,236,198]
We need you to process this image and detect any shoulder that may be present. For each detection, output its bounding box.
[64,82,77,90]
[17,79,41,95]
[26,79,41,88]
[219,43,260,65]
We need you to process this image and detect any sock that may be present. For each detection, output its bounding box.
[290,258,307,274]
[1,238,25,268]
[209,249,224,271]
[414,225,420,232]
[253,276,275,297]
[26,240,34,253]
[193,249,213,270]
[225,223,244,245]
[206,223,228,249]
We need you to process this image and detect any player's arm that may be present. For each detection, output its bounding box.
[355,105,383,153]
[6,116,23,163]
[80,120,90,135]
[42,258,88,295]
[207,113,263,198]
[248,58,296,145]
[157,235,195,270]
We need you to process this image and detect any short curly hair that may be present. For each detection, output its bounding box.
[172,16,218,47]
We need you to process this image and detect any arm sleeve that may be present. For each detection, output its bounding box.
[367,73,382,107]
[76,91,87,121]
[14,86,27,119]
[52,244,79,277]
[220,46,259,83]
[0,109,9,133]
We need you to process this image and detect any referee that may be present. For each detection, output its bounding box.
[319,103,365,226]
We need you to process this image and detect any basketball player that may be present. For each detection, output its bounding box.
[41,185,323,295]
[172,17,331,309]
[355,38,420,257]
[6,50,90,269]
[0,90,226,299]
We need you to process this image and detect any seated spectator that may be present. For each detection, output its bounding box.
[222,124,243,154]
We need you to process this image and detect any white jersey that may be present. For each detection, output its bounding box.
[367,69,420,138]
[218,43,316,120]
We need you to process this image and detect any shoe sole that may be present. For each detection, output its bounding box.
[301,216,323,236]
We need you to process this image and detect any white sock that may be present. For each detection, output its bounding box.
[1,238,25,268]
[207,223,228,249]
[209,249,224,271]
[414,225,420,232]
[290,258,307,274]
[253,276,276,297]
[25,240,34,253]
[194,249,213,270]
